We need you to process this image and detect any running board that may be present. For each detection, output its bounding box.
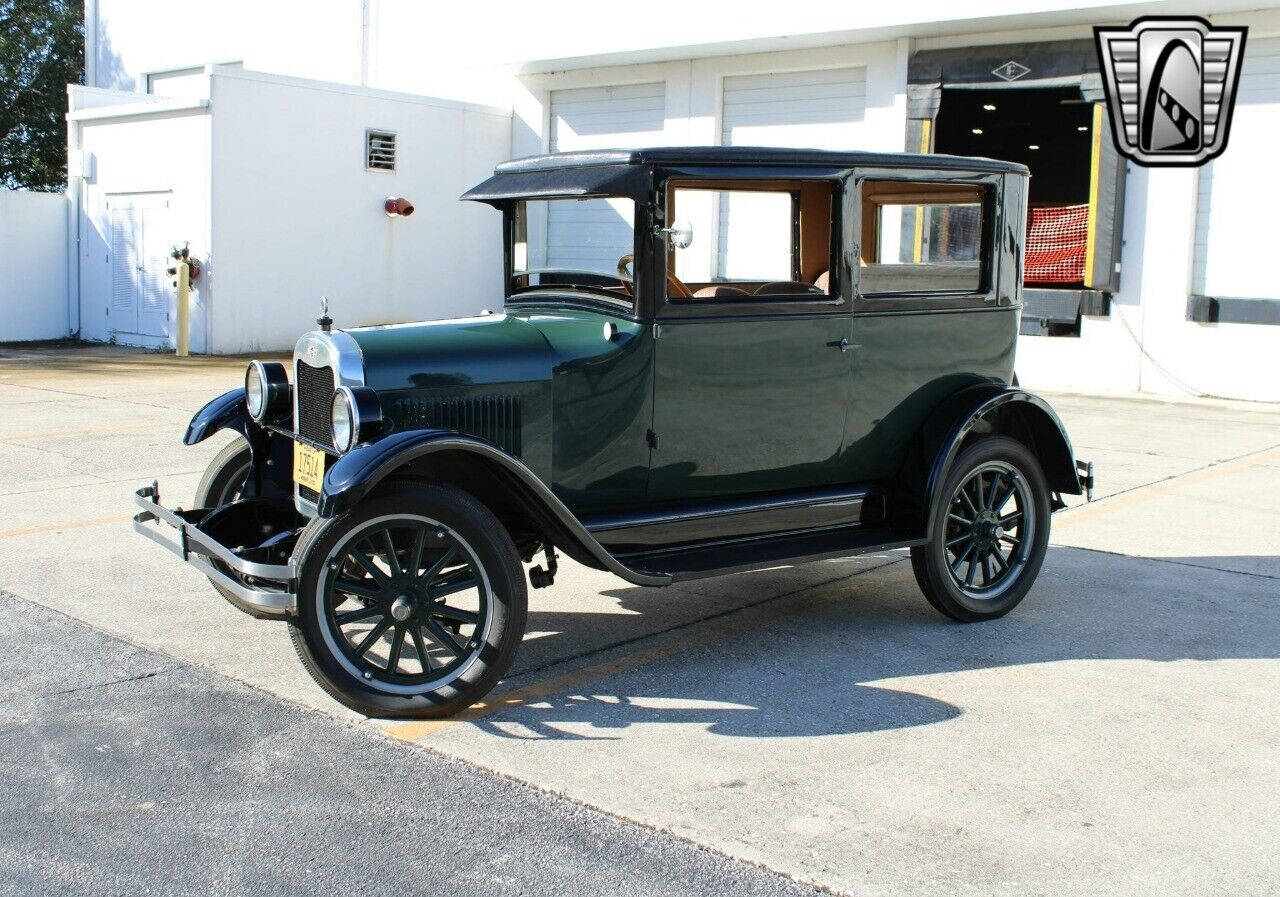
[616,525,925,583]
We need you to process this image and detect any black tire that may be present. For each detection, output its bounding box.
[194,437,253,507]
[288,481,527,718]
[194,438,253,602]
[911,436,1051,622]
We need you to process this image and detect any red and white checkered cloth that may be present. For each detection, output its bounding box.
[1026,204,1088,284]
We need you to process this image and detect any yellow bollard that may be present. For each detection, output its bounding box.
[176,259,190,357]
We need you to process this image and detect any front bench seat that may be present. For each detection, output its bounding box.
[754,281,824,296]
[693,285,751,298]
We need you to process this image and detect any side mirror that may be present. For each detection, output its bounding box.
[655,219,694,250]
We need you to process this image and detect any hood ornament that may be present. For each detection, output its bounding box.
[317,295,333,333]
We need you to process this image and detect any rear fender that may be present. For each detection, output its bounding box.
[320,430,672,587]
[917,385,1081,538]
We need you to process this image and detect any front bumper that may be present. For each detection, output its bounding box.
[132,483,298,619]
[1076,459,1097,502]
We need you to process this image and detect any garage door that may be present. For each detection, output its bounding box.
[717,68,866,278]
[546,83,666,273]
[1192,38,1280,299]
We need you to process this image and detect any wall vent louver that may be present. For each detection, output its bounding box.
[365,129,396,171]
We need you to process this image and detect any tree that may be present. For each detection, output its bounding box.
[0,0,83,192]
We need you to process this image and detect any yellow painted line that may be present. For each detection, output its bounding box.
[0,513,133,540]
[1083,103,1104,285]
[383,564,894,742]
[912,119,932,264]
[1055,444,1280,530]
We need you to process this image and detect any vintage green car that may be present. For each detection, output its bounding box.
[134,147,1094,718]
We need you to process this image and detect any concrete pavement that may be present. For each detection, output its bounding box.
[0,343,1276,895]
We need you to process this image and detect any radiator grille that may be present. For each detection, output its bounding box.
[295,361,335,448]
[395,395,522,456]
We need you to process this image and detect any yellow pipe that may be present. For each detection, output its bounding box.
[913,119,932,263]
[176,259,190,357]
[1084,103,1104,286]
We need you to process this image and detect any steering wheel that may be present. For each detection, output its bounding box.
[617,254,694,299]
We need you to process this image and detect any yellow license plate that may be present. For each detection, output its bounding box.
[293,441,326,493]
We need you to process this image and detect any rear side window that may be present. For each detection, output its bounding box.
[860,181,988,296]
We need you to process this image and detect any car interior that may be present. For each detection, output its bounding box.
[664,179,836,300]
[663,178,987,300]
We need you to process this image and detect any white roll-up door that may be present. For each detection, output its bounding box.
[720,68,868,149]
[545,83,665,272]
[717,68,866,278]
[1193,38,1280,299]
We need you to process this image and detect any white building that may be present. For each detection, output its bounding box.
[62,0,1280,400]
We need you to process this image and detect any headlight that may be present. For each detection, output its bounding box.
[245,364,265,418]
[330,385,383,453]
[244,361,289,423]
[331,389,355,453]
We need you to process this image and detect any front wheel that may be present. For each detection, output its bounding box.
[289,482,527,718]
[911,436,1051,622]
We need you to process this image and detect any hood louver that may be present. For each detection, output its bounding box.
[395,395,522,457]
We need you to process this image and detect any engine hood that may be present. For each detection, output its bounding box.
[345,313,554,393]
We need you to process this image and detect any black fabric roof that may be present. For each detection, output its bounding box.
[462,147,1027,204]
[486,146,1027,176]
[461,163,650,204]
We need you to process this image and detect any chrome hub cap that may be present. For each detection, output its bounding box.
[390,595,414,622]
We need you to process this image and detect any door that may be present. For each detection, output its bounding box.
[649,315,853,500]
[108,195,171,338]
[720,68,869,150]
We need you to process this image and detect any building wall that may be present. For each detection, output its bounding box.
[73,103,212,351]
[0,191,70,342]
[207,70,511,353]
[1014,9,1280,402]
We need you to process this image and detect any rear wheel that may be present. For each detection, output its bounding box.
[911,436,1051,622]
[289,482,527,718]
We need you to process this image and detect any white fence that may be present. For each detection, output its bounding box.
[0,190,70,343]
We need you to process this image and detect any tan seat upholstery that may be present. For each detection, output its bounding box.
[693,285,750,298]
[754,281,823,296]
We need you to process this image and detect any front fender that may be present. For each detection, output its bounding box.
[182,388,292,499]
[184,388,251,445]
[320,430,671,587]
[922,385,1082,536]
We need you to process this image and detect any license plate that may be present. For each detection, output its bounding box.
[293,441,326,493]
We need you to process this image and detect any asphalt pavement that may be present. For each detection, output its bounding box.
[0,591,823,897]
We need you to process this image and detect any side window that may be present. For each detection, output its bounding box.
[665,180,835,301]
[859,181,989,297]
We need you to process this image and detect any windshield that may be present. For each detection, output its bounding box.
[510,197,636,307]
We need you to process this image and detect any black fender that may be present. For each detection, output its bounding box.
[919,384,1081,538]
[183,388,292,500]
[184,388,252,445]
[319,429,673,588]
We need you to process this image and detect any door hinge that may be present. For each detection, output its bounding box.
[646,429,658,450]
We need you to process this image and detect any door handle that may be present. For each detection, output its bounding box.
[829,338,861,353]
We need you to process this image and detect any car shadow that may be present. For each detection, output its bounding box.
[473,547,1279,740]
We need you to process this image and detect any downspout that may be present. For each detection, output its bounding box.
[65,88,81,338]
[67,0,97,338]
[359,0,371,86]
